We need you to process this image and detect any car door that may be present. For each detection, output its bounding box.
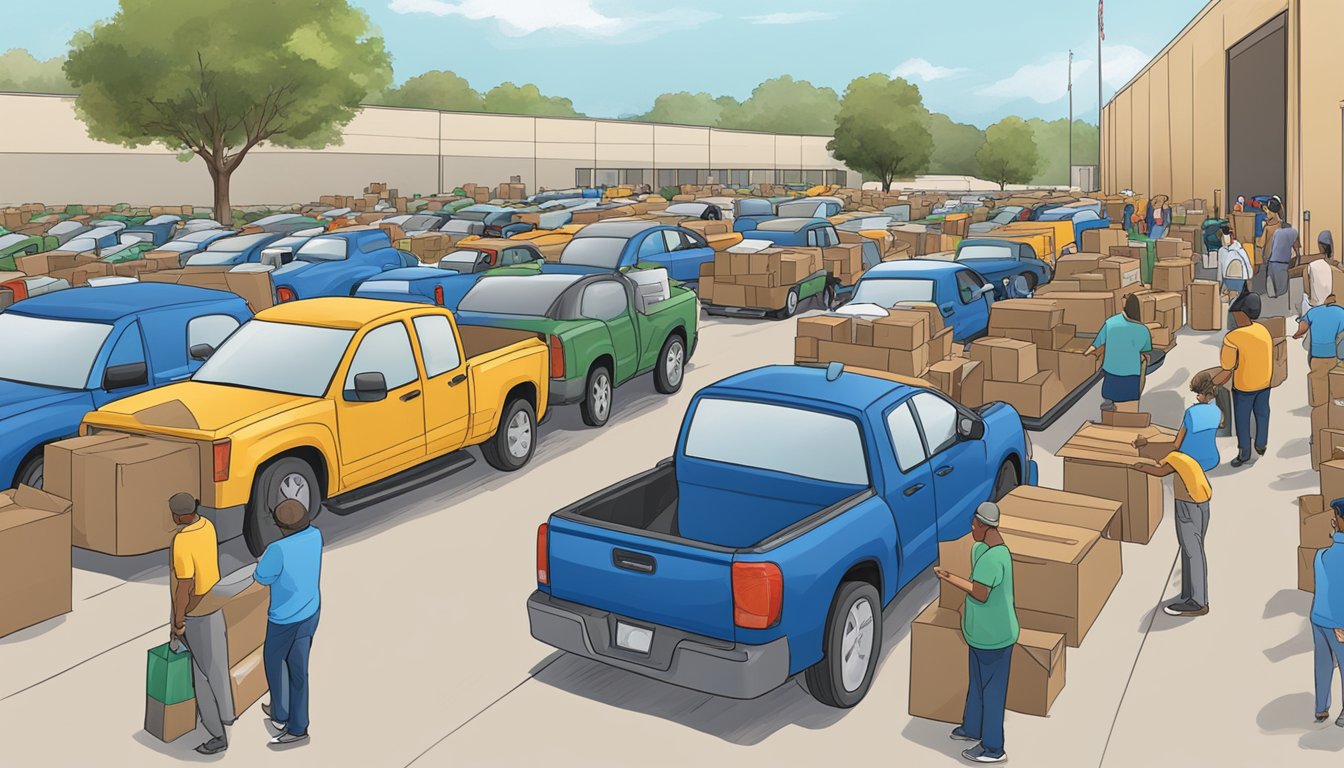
[952,269,991,340]
[580,279,639,383]
[410,314,470,456]
[633,230,668,270]
[335,320,427,486]
[658,229,711,283]
[882,399,938,579]
[909,391,987,540]
[91,321,153,408]
[500,246,540,266]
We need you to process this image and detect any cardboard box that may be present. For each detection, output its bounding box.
[1081,227,1127,255]
[960,360,985,408]
[1097,256,1141,290]
[1146,323,1174,350]
[1155,238,1192,259]
[1043,292,1115,335]
[795,335,819,362]
[987,339,1038,383]
[928,327,953,363]
[887,343,931,377]
[0,486,73,638]
[1152,261,1194,293]
[1055,253,1105,280]
[1301,495,1334,549]
[711,282,748,308]
[1062,459,1163,544]
[1187,280,1222,331]
[798,315,852,343]
[1135,291,1183,324]
[817,340,891,372]
[999,485,1123,541]
[43,433,128,501]
[1038,347,1099,389]
[926,359,965,400]
[1271,336,1288,388]
[1002,323,1075,352]
[1109,244,1148,262]
[229,644,268,719]
[220,580,270,668]
[69,435,202,555]
[872,312,928,350]
[1331,367,1344,428]
[144,695,196,743]
[988,299,1064,332]
[1301,546,1321,592]
[1316,428,1344,470]
[983,370,1065,418]
[1322,460,1344,510]
[1260,315,1287,339]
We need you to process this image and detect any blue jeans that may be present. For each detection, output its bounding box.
[264,610,319,736]
[962,645,1012,755]
[1314,623,1344,713]
[1232,387,1270,460]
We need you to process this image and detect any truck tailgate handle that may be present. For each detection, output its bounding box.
[612,549,656,574]
[903,482,925,497]
[936,465,954,477]
[449,373,467,387]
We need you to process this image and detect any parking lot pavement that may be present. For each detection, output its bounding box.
[0,310,1331,767]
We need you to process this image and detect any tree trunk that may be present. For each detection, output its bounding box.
[208,164,234,227]
[999,180,1006,191]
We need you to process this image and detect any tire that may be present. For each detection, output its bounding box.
[653,334,686,394]
[804,581,883,708]
[244,456,320,558]
[16,453,43,489]
[579,365,613,427]
[991,460,1018,501]
[772,288,800,319]
[481,398,537,471]
[1022,272,1039,291]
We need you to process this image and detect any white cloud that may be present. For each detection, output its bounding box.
[745,11,837,25]
[389,0,714,37]
[974,43,1151,106]
[891,57,966,82]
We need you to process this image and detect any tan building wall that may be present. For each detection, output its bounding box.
[0,94,854,206]
[1103,0,1344,244]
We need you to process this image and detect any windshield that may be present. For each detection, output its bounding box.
[776,201,826,218]
[559,237,626,269]
[956,245,1015,261]
[851,278,936,306]
[439,250,487,270]
[457,275,578,316]
[754,219,806,232]
[295,237,347,262]
[737,200,773,216]
[685,398,868,485]
[663,203,707,217]
[0,314,113,389]
[193,321,354,397]
[189,234,271,265]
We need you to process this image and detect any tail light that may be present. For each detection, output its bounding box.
[548,335,565,378]
[276,286,296,303]
[536,523,550,585]
[434,285,445,305]
[484,226,502,237]
[732,562,783,629]
[212,439,231,482]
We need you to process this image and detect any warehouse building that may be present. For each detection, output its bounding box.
[0,93,854,206]
[1102,0,1343,241]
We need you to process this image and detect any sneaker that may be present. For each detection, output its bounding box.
[194,737,228,755]
[1255,446,1267,456]
[961,744,1007,763]
[950,726,978,742]
[1316,710,1330,723]
[262,702,286,731]
[1231,456,1249,468]
[1164,601,1209,617]
[269,731,310,748]
[1336,711,1344,728]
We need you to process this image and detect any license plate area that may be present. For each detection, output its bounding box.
[614,620,653,654]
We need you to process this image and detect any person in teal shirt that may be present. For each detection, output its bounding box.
[936,501,1017,764]
[1294,296,1344,410]
[1087,293,1152,412]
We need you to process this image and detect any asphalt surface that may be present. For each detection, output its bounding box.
[0,291,1338,767]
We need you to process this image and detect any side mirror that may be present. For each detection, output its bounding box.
[103,361,148,390]
[350,371,388,402]
[956,415,985,441]
[189,343,214,362]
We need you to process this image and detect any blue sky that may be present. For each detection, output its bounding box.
[7,0,1207,127]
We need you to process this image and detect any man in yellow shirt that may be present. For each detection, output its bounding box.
[169,493,228,755]
[1134,451,1213,617]
[1212,291,1273,467]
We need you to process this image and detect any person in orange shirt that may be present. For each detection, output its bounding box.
[1212,291,1274,467]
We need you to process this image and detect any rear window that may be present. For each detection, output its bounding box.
[684,398,868,486]
[956,245,1015,261]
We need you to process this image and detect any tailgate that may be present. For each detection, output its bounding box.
[547,515,736,640]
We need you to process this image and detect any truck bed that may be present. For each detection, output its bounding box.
[458,325,544,360]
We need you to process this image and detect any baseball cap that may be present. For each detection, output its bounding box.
[975,501,1001,527]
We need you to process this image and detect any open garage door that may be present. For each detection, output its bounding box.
[1226,13,1287,210]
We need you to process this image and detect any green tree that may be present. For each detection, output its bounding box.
[977,117,1039,190]
[1025,118,1099,186]
[482,83,581,117]
[928,113,985,176]
[827,74,933,191]
[720,75,839,135]
[0,49,75,93]
[635,91,739,127]
[374,70,482,112]
[64,0,391,225]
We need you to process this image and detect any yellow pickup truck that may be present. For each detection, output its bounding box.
[982,221,1077,266]
[81,298,550,555]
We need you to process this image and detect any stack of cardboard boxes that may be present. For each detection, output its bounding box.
[1187,280,1223,331]
[970,298,1098,419]
[1055,411,1177,544]
[909,486,1123,722]
[1310,367,1344,469]
[795,307,955,381]
[703,246,824,310]
[1037,250,1143,335]
[318,181,410,213]
[0,486,72,639]
[1298,494,1333,592]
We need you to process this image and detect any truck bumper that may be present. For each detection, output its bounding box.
[549,377,587,407]
[527,590,790,700]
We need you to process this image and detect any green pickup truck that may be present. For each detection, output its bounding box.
[451,265,698,427]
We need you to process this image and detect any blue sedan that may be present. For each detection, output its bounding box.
[839,260,995,342]
[951,239,1052,299]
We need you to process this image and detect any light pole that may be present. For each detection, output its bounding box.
[1068,50,1074,189]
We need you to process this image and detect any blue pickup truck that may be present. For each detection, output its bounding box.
[950,239,1053,299]
[529,363,1036,707]
[271,229,417,302]
[558,220,716,286]
[0,282,253,489]
[840,261,995,342]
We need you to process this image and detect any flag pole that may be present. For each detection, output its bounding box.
[1098,1,1104,193]
[1068,50,1074,189]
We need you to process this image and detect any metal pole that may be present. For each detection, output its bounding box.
[1068,50,1074,189]
[1098,2,1104,193]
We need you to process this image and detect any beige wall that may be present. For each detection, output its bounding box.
[1104,0,1342,242]
[0,94,853,206]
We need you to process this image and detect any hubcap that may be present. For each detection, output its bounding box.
[507,410,532,458]
[665,342,684,386]
[591,373,611,420]
[787,292,798,313]
[840,597,875,693]
[278,472,311,509]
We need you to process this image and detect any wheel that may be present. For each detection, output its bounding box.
[244,456,320,558]
[772,288,800,319]
[481,398,537,471]
[579,365,613,427]
[991,460,1018,501]
[653,334,686,394]
[16,453,43,489]
[1022,272,1039,291]
[804,581,883,708]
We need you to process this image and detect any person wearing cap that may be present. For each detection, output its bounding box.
[254,499,323,748]
[935,501,1017,764]
[1304,231,1337,315]
[168,493,227,755]
[1133,450,1213,617]
[1311,499,1344,725]
[1213,290,1273,467]
[1087,293,1152,413]
[1293,290,1344,409]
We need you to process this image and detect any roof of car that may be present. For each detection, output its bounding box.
[12,283,244,323]
[255,297,423,329]
[864,260,967,277]
[571,220,663,238]
[754,217,826,232]
[704,364,911,412]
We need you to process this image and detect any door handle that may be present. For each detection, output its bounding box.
[903,482,925,497]
[449,373,467,387]
[400,389,422,402]
[612,548,656,574]
[936,466,954,477]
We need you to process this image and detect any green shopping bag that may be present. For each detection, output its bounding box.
[146,643,194,705]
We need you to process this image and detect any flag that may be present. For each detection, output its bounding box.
[1099,0,1105,40]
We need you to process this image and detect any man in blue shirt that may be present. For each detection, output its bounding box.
[254,499,324,747]
[1294,294,1344,409]
[1087,293,1152,413]
[1312,500,1344,724]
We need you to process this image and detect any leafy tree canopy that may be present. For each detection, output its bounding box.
[719,75,839,135]
[482,82,581,117]
[928,113,985,177]
[977,116,1040,189]
[828,74,933,190]
[0,48,74,93]
[372,69,482,112]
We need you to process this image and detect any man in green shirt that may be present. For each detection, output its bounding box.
[935,501,1018,764]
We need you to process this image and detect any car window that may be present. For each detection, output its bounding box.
[686,398,868,485]
[502,247,535,266]
[297,237,348,262]
[886,402,927,472]
[637,232,667,260]
[412,315,462,378]
[806,229,820,247]
[581,281,628,321]
[108,322,147,367]
[955,270,986,304]
[860,241,881,269]
[344,322,418,396]
[821,226,840,247]
[662,230,685,251]
[911,392,958,456]
[187,314,241,353]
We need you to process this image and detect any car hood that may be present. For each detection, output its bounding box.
[0,380,89,422]
[87,382,319,436]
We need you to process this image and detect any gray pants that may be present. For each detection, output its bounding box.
[1175,499,1211,608]
[182,611,235,740]
[1266,262,1289,298]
